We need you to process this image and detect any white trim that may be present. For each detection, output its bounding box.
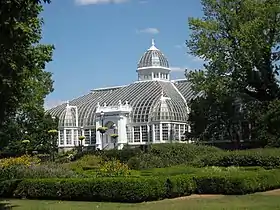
[171,79,188,83]
[171,82,190,113]
[91,85,127,92]
[137,66,171,71]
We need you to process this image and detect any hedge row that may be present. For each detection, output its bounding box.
[196,148,280,168]
[73,148,143,163]
[73,144,222,168]
[1,169,280,202]
[127,144,222,170]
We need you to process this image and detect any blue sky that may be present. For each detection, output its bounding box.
[42,0,204,109]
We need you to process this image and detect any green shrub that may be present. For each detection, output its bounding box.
[167,175,196,198]
[14,177,168,203]
[0,163,79,180]
[0,165,24,180]
[99,148,143,163]
[128,144,221,169]
[149,144,221,166]
[128,154,165,170]
[3,168,280,202]
[65,155,103,172]
[196,148,280,168]
[140,166,201,177]
[73,148,142,163]
[0,179,22,197]
[194,169,280,194]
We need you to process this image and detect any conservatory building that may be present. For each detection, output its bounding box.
[47,40,201,150]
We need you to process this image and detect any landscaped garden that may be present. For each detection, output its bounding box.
[1,143,280,209]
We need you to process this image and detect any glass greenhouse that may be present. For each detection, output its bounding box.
[47,40,202,150]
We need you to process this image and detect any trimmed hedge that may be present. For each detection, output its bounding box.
[73,148,143,163]
[2,169,280,202]
[0,179,22,198]
[128,144,221,170]
[194,169,280,195]
[167,175,196,198]
[196,148,280,168]
[14,177,169,203]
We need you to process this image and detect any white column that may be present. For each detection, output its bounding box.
[118,116,127,144]
[63,129,66,146]
[178,125,181,141]
[147,124,150,143]
[95,121,102,150]
[89,129,92,145]
[140,126,143,143]
[58,130,61,147]
[71,129,74,146]
[160,123,163,142]
[152,124,155,143]
[132,126,134,143]
[168,123,171,141]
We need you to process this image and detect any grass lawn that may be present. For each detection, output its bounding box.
[1,191,280,210]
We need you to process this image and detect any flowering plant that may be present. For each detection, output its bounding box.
[97,126,108,134]
[97,159,130,177]
[78,136,85,141]
[0,155,40,168]
[110,134,118,139]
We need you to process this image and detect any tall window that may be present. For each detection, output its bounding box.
[73,130,78,146]
[90,129,96,144]
[175,124,180,141]
[66,129,72,145]
[84,129,90,144]
[127,126,133,143]
[59,130,64,145]
[180,124,186,141]
[154,124,160,142]
[134,126,140,142]
[149,125,153,142]
[141,125,148,142]
[162,124,169,141]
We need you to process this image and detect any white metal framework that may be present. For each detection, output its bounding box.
[47,40,201,150]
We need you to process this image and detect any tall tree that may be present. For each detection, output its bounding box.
[0,0,55,152]
[0,0,54,126]
[186,0,280,146]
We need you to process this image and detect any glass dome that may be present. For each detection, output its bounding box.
[137,40,169,69]
[59,103,77,127]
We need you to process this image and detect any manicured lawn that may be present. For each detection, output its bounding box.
[2,192,280,210]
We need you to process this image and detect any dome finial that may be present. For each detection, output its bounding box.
[148,39,158,51]
[152,39,155,47]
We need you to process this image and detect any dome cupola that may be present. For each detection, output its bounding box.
[137,39,169,69]
[137,39,171,81]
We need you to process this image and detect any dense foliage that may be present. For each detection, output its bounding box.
[186,0,280,147]
[1,145,280,202]
[0,0,56,154]
[195,148,280,168]
[127,143,221,170]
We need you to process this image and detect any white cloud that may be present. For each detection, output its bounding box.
[75,0,129,5]
[174,44,186,49]
[136,28,160,35]
[170,67,186,72]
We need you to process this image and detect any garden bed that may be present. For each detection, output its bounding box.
[1,168,280,203]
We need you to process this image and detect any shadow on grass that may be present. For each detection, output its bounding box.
[0,200,19,210]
